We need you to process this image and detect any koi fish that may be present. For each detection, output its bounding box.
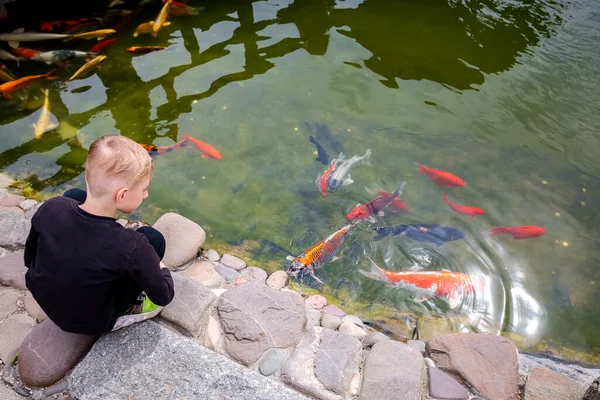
[373,224,465,246]
[65,29,116,41]
[126,46,167,54]
[0,28,72,48]
[0,69,58,98]
[347,182,406,222]
[0,64,15,82]
[140,140,188,155]
[315,156,338,197]
[11,47,40,59]
[0,49,23,63]
[418,165,466,187]
[168,4,202,16]
[152,0,173,37]
[360,258,480,309]
[133,22,154,37]
[489,226,546,240]
[90,38,118,53]
[376,191,408,213]
[33,89,58,139]
[286,224,355,283]
[33,50,97,65]
[40,19,82,33]
[309,135,329,165]
[442,193,485,220]
[68,55,106,81]
[181,132,222,160]
[327,149,371,192]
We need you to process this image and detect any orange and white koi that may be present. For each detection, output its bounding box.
[315,157,338,197]
[0,69,58,98]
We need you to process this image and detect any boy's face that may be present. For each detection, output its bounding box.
[117,175,151,214]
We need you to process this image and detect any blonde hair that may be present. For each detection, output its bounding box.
[85,135,154,196]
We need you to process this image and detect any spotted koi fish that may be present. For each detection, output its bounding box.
[287,224,355,283]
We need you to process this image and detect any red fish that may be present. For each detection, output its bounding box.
[140,140,189,155]
[40,20,82,33]
[443,193,485,220]
[0,70,58,98]
[418,165,466,187]
[90,38,118,53]
[490,226,546,240]
[11,47,40,60]
[316,160,337,197]
[347,182,406,222]
[376,191,408,213]
[181,132,222,160]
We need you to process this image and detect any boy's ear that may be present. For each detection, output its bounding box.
[115,187,128,203]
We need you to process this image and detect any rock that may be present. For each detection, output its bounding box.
[220,254,247,271]
[212,288,227,297]
[525,368,586,400]
[18,319,96,387]
[424,357,436,368]
[2,361,18,384]
[341,315,364,328]
[428,367,470,400]
[363,331,389,348]
[305,295,327,309]
[359,339,425,400]
[25,202,43,221]
[0,314,36,363]
[0,173,14,188]
[206,315,221,350]
[159,273,216,338]
[240,267,268,284]
[0,382,24,400]
[266,270,288,290]
[187,261,222,288]
[214,264,240,281]
[407,339,426,355]
[69,321,309,400]
[203,249,220,262]
[322,304,345,318]
[314,328,362,395]
[281,327,340,400]
[218,283,306,366]
[24,292,48,322]
[338,321,366,341]
[152,213,205,268]
[306,309,321,328]
[519,353,599,388]
[42,380,69,397]
[18,199,37,212]
[427,333,519,400]
[0,250,27,290]
[0,209,30,249]
[583,377,599,400]
[321,313,342,330]
[259,348,287,376]
[0,194,26,207]
[0,286,20,320]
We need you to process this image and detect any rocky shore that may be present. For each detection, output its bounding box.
[0,175,598,400]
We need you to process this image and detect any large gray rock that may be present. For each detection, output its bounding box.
[24,291,48,322]
[18,319,96,388]
[186,261,222,288]
[359,339,425,400]
[159,273,216,338]
[0,209,30,249]
[0,314,36,363]
[218,283,306,366]
[152,213,205,269]
[69,321,309,400]
[314,329,362,395]
[0,286,20,320]
[0,250,27,289]
[363,331,389,348]
[427,333,519,400]
[524,368,586,400]
[19,199,38,212]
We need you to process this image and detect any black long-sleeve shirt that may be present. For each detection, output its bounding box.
[24,196,174,335]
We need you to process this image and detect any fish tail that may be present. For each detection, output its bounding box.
[417,164,427,174]
[362,148,372,166]
[490,227,507,237]
[442,193,450,204]
[181,132,191,141]
[309,135,317,145]
[359,257,387,281]
[372,227,389,241]
[392,181,406,198]
[44,69,59,79]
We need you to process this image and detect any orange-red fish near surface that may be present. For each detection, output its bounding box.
[287,224,355,283]
[377,191,408,213]
[0,70,58,98]
[181,132,222,160]
[490,226,546,240]
[347,182,406,222]
[418,165,466,187]
[442,193,485,220]
[316,160,337,197]
[90,38,118,53]
[127,46,167,54]
[139,140,188,155]
[11,47,40,59]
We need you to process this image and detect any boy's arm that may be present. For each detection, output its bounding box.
[24,224,39,268]
[129,236,175,306]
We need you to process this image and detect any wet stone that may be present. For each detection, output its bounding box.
[428,367,470,400]
[0,314,36,364]
[239,266,268,284]
[0,286,20,320]
[407,339,426,355]
[305,295,327,310]
[203,249,220,262]
[266,270,288,290]
[214,264,240,282]
[0,250,27,289]
[259,348,287,376]
[220,254,246,271]
[321,313,342,331]
[322,304,345,318]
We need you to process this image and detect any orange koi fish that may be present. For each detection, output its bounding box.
[140,140,189,155]
[126,46,167,54]
[360,258,481,309]
[152,0,173,37]
[0,70,58,98]
[376,191,408,213]
[418,164,466,187]
[346,182,406,222]
[287,224,355,283]
[442,193,485,220]
[315,158,337,197]
[490,226,546,240]
[181,132,222,160]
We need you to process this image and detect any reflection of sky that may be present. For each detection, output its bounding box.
[193,21,239,50]
[257,23,300,48]
[4,143,70,181]
[131,34,191,82]
[149,85,168,121]
[252,0,294,22]
[77,110,117,148]
[334,0,365,10]
[0,111,41,152]
[60,74,107,115]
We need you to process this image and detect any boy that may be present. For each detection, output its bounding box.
[24,135,174,336]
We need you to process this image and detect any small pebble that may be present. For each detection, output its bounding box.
[562,242,568,247]
[581,201,586,206]
[346,128,351,132]
[294,127,298,131]
[542,180,547,184]
[223,106,227,110]
[555,212,560,217]
[582,188,586,192]
[202,176,206,180]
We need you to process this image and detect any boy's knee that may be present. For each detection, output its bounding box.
[137,226,166,260]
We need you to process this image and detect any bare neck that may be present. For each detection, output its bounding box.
[79,195,118,219]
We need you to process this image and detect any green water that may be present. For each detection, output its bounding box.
[1,0,599,359]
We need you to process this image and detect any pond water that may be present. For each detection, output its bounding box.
[1,0,599,360]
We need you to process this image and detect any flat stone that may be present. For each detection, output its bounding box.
[363,331,389,348]
[0,286,20,320]
[205,314,221,350]
[0,194,26,207]
[187,261,222,288]
[314,328,362,395]
[218,283,306,366]
[407,339,426,355]
[239,267,268,284]
[321,313,342,330]
[0,250,27,289]
[306,309,321,328]
[203,249,220,262]
[220,254,247,271]
[259,348,287,376]
[0,209,30,249]
[427,333,519,400]
[69,321,309,400]
[341,315,364,328]
[429,367,470,400]
[0,173,14,188]
[266,270,288,290]
[18,319,96,388]
[359,339,425,400]
[305,295,327,309]
[159,273,216,338]
[152,213,205,268]
[322,304,345,318]
[24,292,48,322]
[19,199,37,212]
[214,264,240,281]
[525,368,586,400]
[0,314,36,364]
[338,321,366,341]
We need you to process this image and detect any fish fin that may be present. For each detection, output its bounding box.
[315,174,322,187]
[359,257,387,281]
[201,154,209,158]
[362,148,372,166]
[489,227,506,237]
[413,295,431,303]
[309,271,324,285]
[343,178,353,186]
[285,255,295,261]
[163,22,171,26]
[393,181,406,198]
[447,292,462,309]
[331,256,340,262]
[470,215,476,220]
[8,41,19,49]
